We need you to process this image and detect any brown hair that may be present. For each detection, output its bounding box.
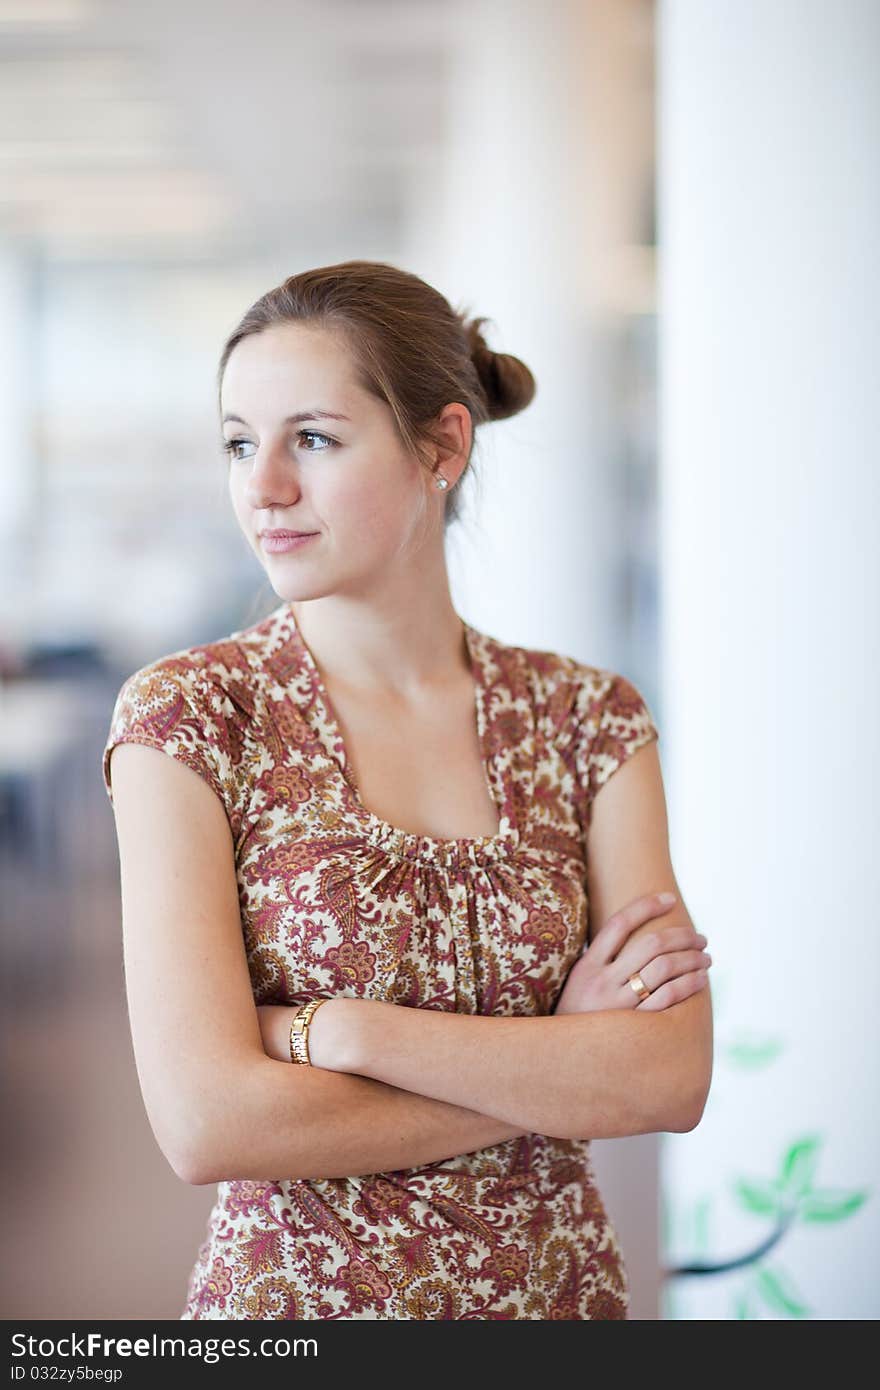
[217,259,536,530]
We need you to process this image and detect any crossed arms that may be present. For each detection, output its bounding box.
[107,737,712,1185]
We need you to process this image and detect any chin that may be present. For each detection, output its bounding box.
[260,569,339,605]
[263,576,315,603]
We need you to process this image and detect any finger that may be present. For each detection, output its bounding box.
[622,947,711,995]
[635,969,710,1011]
[589,891,682,966]
[614,926,708,979]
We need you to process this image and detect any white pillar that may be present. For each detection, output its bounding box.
[658,0,880,1318]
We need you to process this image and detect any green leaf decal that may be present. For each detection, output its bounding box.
[755,1264,810,1318]
[733,1177,781,1216]
[781,1136,822,1198]
[724,1037,784,1068]
[800,1189,869,1222]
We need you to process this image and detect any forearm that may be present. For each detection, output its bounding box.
[318,999,701,1140]
[191,1057,527,1184]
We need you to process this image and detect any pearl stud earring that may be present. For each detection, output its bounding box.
[435,476,449,490]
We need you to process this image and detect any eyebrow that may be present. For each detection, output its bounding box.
[221,410,352,427]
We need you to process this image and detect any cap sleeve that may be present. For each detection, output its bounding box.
[565,667,660,834]
[101,659,227,809]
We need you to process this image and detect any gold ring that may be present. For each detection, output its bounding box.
[627,972,651,1003]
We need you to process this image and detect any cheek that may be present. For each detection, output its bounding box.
[328,464,419,538]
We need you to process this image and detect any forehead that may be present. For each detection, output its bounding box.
[221,322,361,412]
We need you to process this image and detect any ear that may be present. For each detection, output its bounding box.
[431,402,472,480]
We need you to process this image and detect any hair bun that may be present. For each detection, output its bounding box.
[463,315,537,422]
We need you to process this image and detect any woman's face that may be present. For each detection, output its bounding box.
[221,321,450,602]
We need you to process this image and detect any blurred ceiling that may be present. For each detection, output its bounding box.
[0,0,453,262]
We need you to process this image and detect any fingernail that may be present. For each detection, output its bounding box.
[658,891,677,904]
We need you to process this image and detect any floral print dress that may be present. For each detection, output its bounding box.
[101,599,659,1320]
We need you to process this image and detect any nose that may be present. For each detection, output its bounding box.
[243,439,303,511]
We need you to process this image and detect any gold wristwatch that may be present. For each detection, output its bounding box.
[289,998,327,1065]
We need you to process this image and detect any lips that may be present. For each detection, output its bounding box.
[260,530,317,538]
[259,530,319,554]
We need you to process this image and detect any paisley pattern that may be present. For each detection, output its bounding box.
[101,600,659,1320]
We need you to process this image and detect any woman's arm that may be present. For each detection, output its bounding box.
[200,1059,527,1185]
[107,741,527,1186]
[302,992,701,1142]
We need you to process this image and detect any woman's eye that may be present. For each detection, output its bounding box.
[298,430,335,452]
[222,438,255,461]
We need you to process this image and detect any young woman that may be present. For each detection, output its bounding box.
[102,259,713,1321]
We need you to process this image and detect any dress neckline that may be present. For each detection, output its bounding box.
[281,604,519,867]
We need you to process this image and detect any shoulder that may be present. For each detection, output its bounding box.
[110,601,293,722]
[102,602,293,809]
[476,625,653,748]
[476,626,659,815]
